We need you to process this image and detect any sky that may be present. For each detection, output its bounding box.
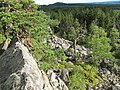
[34,0,118,5]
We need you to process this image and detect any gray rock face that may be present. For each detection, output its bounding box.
[47,35,72,51]
[0,42,69,90]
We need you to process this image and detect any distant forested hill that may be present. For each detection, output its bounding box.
[41,1,120,9]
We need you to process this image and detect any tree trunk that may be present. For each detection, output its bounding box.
[73,39,77,56]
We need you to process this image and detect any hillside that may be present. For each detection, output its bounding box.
[0,0,120,90]
[42,1,120,8]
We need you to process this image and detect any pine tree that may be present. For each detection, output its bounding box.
[0,0,49,41]
[109,27,120,59]
[87,24,114,66]
[67,19,82,56]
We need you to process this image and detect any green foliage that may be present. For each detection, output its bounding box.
[39,61,52,71]
[109,27,119,48]
[114,47,120,59]
[39,6,119,90]
[0,0,60,71]
[67,19,81,41]
[68,66,87,90]
[0,0,46,39]
[32,40,60,71]
[54,48,67,61]
[68,64,102,90]
[109,27,120,59]
[35,45,68,71]
[60,61,74,68]
[87,24,114,66]
[0,34,5,43]
[1,1,120,89]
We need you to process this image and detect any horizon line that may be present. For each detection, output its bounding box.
[35,0,120,5]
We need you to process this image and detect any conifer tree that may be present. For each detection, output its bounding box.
[87,24,114,66]
[0,0,49,41]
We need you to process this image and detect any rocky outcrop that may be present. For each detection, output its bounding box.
[47,35,92,60]
[65,45,92,61]
[0,42,69,90]
[47,35,73,51]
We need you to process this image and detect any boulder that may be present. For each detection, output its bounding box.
[59,69,70,83]
[0,42,69,90]
[47,35,72,50]
[47,69,69,90]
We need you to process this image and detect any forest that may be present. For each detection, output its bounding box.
[0,0,120,90]
[41,5,120,89]
[41,5,120,58]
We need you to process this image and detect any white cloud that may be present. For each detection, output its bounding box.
[34,0,64,5]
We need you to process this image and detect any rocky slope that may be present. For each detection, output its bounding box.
[0,41,69,90]
[90,73,120,90]
[47,34,92,61]
[0,36,120,90]
[47,34,120,90]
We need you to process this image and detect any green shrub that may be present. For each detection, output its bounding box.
[68,66,87,90]
[67,63,102,90]
[55,48,67,61]
[0,34,5,43]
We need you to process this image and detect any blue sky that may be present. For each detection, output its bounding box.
[34,0,118,5]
